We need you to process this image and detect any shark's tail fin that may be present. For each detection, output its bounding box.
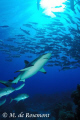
[10,98,14,104]
[0,80,13,87]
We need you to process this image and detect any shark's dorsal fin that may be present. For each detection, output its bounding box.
[24,60,29,65]
[15,66,33,73]
[39,68,46,74]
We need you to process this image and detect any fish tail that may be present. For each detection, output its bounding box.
[10,98,13,104]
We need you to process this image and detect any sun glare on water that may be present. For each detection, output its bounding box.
[40,0,67,17]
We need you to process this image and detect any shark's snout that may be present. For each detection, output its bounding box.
[44,53,51,59]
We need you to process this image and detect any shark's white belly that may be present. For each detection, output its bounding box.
[21,64,42,80]
[20,57,49,80]
[12,53,51,84]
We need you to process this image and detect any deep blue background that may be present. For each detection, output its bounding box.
[0,0,80,98]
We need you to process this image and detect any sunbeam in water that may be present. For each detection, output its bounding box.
[40,0,67,17]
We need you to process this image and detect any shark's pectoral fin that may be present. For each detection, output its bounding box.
[15,66,33,73]
[39,68,47,74]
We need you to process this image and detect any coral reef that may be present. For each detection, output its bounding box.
[51,102,74,120]
[59,110,74,120]
[71,84,80,120]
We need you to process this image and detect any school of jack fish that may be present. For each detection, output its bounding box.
[0,0,80,106]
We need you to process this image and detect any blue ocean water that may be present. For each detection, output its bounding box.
[0,0,80,119]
